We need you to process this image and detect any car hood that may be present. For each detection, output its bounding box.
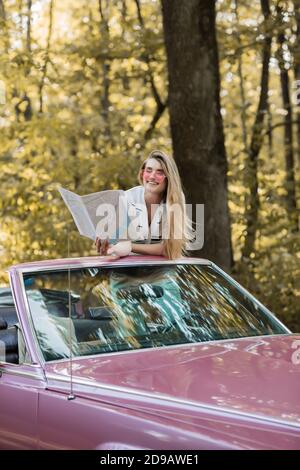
[45,334,300,425]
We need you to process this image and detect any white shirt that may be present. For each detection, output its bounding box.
[125,186,165,243]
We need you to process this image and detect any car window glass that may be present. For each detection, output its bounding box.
[23,265,287,361]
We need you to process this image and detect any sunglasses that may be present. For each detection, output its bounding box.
[143,167,166,182]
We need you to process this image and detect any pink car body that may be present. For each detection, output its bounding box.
[0,255,299,450]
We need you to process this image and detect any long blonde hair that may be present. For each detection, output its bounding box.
[138,150,191,259]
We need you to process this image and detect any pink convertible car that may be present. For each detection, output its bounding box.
[0,255,299,450]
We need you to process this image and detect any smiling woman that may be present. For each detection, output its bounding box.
[96,150,191,260]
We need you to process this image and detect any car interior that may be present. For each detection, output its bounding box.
[0,284,125,363]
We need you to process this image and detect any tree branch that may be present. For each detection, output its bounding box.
[233,0,249,153]
[39,0,54,113]
[242,0,272,259]
[134,0,167,134]
[263,119,299,136]
[144,98,168,140]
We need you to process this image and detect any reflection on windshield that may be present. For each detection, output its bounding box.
[23,264,287,361]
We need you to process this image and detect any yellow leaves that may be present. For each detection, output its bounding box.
[53,221,66,231]
[57,109,71,121]
[228,200,243,214]
[28,203,37,212]
[0,231,7,242]
[229,184,246,196]
[133,123,143,132]
[0,79,6,105]
[110,92,122,104]
[21,168,36,180]
[140,62,149,72]
[31,241,39,250]
[126,137,135,147]
[85,58,95,66]
[277,187,287,197]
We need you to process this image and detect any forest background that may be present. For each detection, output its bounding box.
[0,0,299,329]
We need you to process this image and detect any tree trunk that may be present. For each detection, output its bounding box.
[242,0,271,259]
[120,0,130,91]
[98,0,111,139]
[0,0,5,19]
[161,0,232,270]
[233,0,248,154]
[266,99,273,159]
[0,0,9,51]
[26,0,32,56]
[277,6,298,232]
[14,0,33,121]
[134,0,168,141]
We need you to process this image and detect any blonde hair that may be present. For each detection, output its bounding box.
[138,150,191,260]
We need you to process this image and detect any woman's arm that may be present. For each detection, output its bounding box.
[131,242,165,256]
[105,241,165,259]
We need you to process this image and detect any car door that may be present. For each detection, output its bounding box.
[0,361,45,449]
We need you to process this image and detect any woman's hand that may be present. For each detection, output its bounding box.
[95,237,109,255]
[95,238,132,260]
[107,241,132,258]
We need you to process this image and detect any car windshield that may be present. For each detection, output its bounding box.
[23,263,288,361]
